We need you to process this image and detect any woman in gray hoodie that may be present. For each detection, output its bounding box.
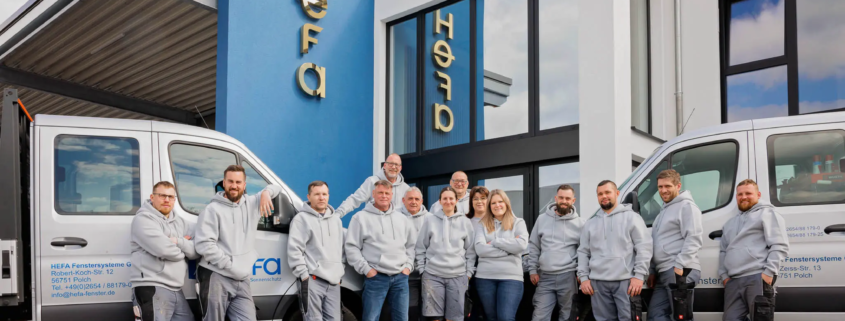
[415,187,477,321]
[473,189,529,321]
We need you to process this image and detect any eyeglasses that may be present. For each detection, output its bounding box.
[451,179,468,185]
[154,193,177,201]
[384,162,402,168]
[472,197,488,203]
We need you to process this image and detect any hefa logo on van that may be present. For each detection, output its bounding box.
[253,258,283,275]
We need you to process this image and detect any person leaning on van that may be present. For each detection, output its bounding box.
[287,181,345,321]
[344,179,417,321]
[577,180,652,321]
[718,179,790,321]
[415,186,477,321]
[129,181,200,321]
[194,165,282,321]
[647,169,704,321]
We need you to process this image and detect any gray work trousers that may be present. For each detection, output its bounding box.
[531,271,577,321]
[591,279,631,321]
[132,286,195,321]
[198,266,257,321]
[647,269,701,321]
[299,276,342,321]
[723,273,769,321]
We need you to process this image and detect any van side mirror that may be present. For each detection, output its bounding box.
[270,192,298,233]
[622,191,641,214]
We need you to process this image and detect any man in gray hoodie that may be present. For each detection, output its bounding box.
[577,180,652,321]
[195,165,282,321]
[719,179,789,321]
[400,187,430,321]
[528,185,584,321]
[647,170,704,321]
[130,181,199,321]
[345,180,416,321]
[288,181,345,321]
[430,171,470,214]
[336,153,410,217]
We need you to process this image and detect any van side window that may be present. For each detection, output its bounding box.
[767,130,845,206]
[54,135,140,214]
[170,144,237,214]
[634,141,738,226]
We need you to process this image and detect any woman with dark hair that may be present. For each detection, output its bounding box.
[415,187,477,321]
[473,190,529,321]
[466,186,490,226]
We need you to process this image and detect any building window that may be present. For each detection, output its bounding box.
[54,135,141,215]
[538,0,579,130]
[631,0,650,133]
[538,162,580,213]
[767,130,845,206]
[389,18,418,155]
[721,0,845,122]
[478,0,528,140]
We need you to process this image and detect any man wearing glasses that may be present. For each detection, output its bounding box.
[130,181,199,321]
[336,153,411,216]
[430,171,470,214]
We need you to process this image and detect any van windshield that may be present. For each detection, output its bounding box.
[619,145,664,191]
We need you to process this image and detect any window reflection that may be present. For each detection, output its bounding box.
[389,18,417,154]
[170,144,237,214]
[539,0,579,130]
[729,0,784,66]
[797,0,845,114]
[727,65,788,122]
[478,175,524,218]
[539,162,580,214]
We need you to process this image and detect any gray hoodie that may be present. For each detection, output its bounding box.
[195,185,282,280]
[651,191,704,274]
[345,202,416,276]
[718,200,789,279]
[528,204,584,275]
[400,205,431,242]
[336,170,410,217]
[287,202,345,284]
[130,200,199,291]
[577,204,653,282]
[415,209,477,278]
[429,191,470,215]
[474,217,529,281]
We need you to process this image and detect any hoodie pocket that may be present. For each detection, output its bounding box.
[724,247,758,275]
[138,252,165,275]
[230,251,259,280]
[313,260,345,284]
[540,250,574,271]
[591,256,628,278]
[661,240,683,256]
[377,253,406,273]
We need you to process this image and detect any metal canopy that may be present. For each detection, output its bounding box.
[0,0,217,124]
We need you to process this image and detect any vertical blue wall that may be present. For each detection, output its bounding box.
[217,0,374,226]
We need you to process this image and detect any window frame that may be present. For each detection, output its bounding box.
[53,134,142,216]
[765,129,845,207]
[633,139,740,226]
[719,0,803,123]
[386,0,583,157]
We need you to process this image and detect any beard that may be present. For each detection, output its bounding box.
[600,200,615,210]
[555,203,572,215]
[738,199,756,212]
[226,188,244,202]
[156,205,172,215]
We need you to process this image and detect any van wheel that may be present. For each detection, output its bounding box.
[287,305,357,321]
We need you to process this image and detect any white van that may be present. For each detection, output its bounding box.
[616,112,845,320]
[0,89,364,321]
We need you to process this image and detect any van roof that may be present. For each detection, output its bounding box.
[667,111,845,146]
[33,114,245,149]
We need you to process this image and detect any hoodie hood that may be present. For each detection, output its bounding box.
[301,202,337,219]
[376,168,405,186]
[543,203,580,221]
[663,190,695,208]
[364,201,395,216]
[400,204,429,218]
[138,200,177,223]
[742,199,775,214]
[606,203,633,216]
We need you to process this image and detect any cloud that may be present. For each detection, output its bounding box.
[727,103,787,122]
[799,99,845,114]
[727,65,787,90]
[729,0,785,66]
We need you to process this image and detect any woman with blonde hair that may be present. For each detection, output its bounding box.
[473,189,529,321]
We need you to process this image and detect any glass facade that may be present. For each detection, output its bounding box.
[538,0,579,130]
[726,65,788,122]
[389,19,418,154]
[538,162,580,213]
[729,0,784,66]
[478,175,524,218]
[797,0,845,114]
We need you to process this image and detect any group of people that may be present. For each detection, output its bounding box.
[127,153,791,321]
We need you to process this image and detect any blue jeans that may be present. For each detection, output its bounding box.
[474,278,523,321]
[362,272,410,321]
[648,269,701,321]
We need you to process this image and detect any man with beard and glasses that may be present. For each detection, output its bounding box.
[719,179,789,321]
[336,153,410,216]
[528,185,584,321]
[647,169,704,321]
[195,165,282,321]
[130,181,199,321]
[430,171,470,214]
[577,180,652,321]
[288,181,345,321]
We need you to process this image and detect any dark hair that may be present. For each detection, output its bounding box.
[657,169,681,185]
[557,184,575,193]
[597,180,617,189]
[307,180,328,194]
[223,165,245,178]
[466,186,489,219]
[439,186,459,213]
[153,181,175,192]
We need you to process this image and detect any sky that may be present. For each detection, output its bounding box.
[727,0,845,122]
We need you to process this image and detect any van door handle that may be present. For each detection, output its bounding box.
[708,230,723,240]
[824,224,845,234]
[50,237,88,247]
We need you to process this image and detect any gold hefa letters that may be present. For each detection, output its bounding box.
[297,0,327,98]
[433,9,454,132]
